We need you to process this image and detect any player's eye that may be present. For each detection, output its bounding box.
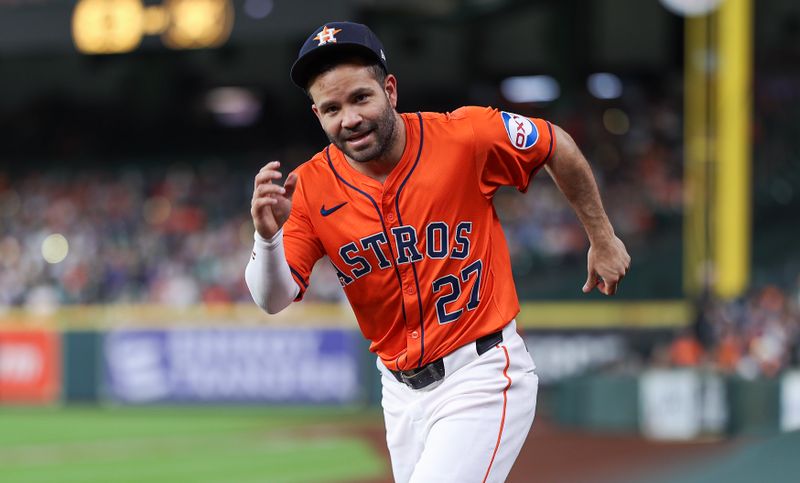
[355,94,369,103]
[325,106,339,115]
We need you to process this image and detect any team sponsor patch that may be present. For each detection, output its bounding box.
[500,111,539,150]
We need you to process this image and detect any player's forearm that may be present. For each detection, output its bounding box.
[245,229,300,314]
[545,125,615,244]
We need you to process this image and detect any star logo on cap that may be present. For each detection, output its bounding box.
[314,26,342,46]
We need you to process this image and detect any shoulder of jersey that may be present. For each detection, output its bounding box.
[284,150,335,198]
[293,149,332,177]
[417,106,493,123]
[449,105,497,120]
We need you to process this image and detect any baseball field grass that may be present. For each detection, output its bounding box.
[0,406,388,483]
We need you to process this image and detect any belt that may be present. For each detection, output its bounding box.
[389,329,504,390]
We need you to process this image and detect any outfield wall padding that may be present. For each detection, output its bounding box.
[62,331,102,403]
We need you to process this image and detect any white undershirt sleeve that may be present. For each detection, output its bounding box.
[245,229,301,314]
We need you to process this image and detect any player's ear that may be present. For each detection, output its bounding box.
[384,74,398,109]
[311,104,321,121]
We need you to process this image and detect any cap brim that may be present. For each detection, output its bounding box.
[290,42,384,90]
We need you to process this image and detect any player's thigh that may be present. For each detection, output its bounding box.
[410,345,538,483]
[378,366,426,483]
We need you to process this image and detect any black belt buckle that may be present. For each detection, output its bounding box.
[390,330,503,390]
[392,359,445,390]
[475,330,503,356]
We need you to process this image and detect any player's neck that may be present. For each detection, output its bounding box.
[344,113,406,184]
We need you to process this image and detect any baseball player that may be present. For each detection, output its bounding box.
[246,22,630,483]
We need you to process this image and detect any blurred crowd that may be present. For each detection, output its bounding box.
[0,78,688,310]
[659,284,800,378]
[497,89,683,276]
[0,165,254,309]
[0,156,661,311]
[0,125,679,313]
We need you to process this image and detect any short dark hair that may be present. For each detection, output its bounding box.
[303,50,388,96]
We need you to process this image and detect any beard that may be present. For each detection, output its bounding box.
[328,100,397,163]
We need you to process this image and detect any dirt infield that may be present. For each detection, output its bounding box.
[355,414,738,483]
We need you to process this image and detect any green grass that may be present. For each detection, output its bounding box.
[0,406,388,483]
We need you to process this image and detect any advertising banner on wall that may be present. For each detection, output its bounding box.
[0,330,61,403]
[639,369,727,440]
[523,333,628,385]
[781,370,800,432]
[104,328,362,404]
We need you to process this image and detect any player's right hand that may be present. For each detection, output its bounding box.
[251,161,298,239]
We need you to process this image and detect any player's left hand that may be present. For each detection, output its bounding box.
[582,235,630,296]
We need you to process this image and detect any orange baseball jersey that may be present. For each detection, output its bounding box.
[283,106,555,371]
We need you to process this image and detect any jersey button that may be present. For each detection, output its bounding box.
[404,286,416,295]
[387,213,395,222]
[411,331,419,339]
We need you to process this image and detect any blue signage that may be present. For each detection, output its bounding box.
[104,328,361,403]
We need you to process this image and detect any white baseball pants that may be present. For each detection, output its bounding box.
[377,320,538,483]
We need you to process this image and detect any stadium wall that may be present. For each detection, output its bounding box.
[2,302,799,440]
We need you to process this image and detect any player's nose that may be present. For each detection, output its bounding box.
[340,107,363,130]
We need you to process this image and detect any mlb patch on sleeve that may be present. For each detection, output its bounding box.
[500,111,539,150]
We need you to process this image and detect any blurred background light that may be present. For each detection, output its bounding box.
[71,0,144,54]
[500,75,561,103]
[143,5,170,35]
[205,87,262,127]
[71,0,234,54]
[603,108,630,135]
[587,73,623,99]
[659,0,723,17]
[244,0,274,19]
[162,0,234,49]
[41,234,69,264]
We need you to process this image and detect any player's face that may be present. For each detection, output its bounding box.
[309,64,398,163]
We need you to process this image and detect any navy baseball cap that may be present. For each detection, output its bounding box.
[290,22,388,89]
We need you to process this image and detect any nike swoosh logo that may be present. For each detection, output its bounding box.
[320,202,347,217]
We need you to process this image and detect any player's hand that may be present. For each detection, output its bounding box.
[582,235,630,296]
[251,161,298,239]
